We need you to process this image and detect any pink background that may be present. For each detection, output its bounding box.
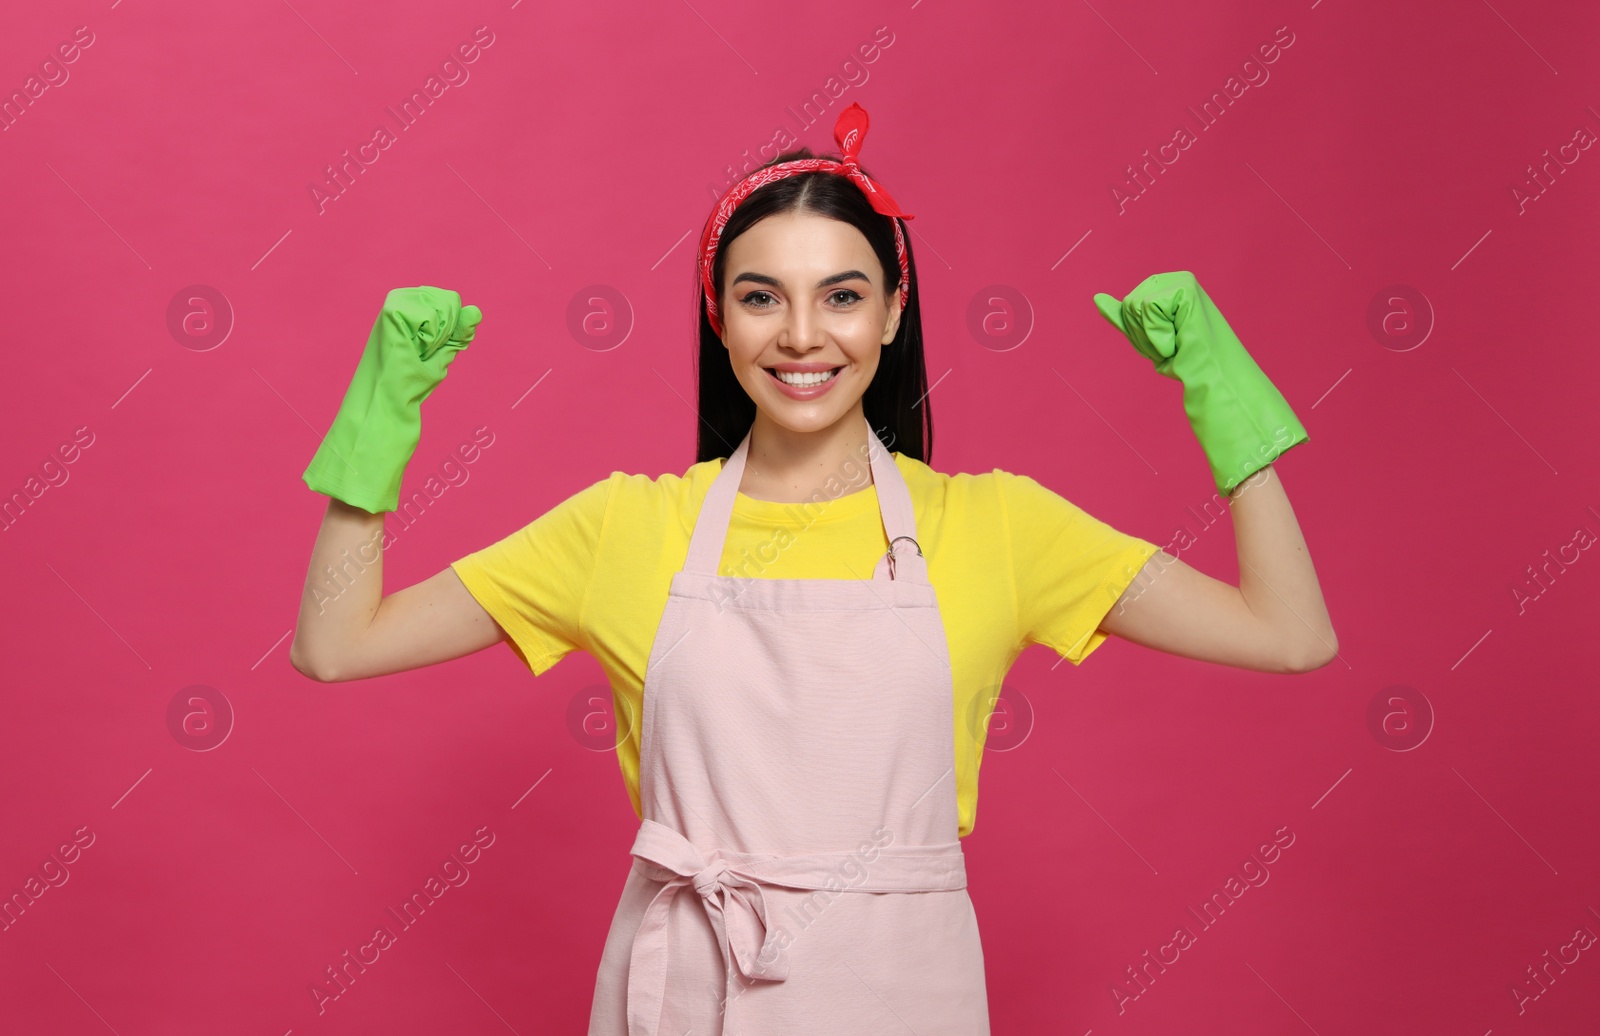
[3,0,1597,1032]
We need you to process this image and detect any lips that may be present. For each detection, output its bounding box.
[767,366,842,387]
[764,365,844,400]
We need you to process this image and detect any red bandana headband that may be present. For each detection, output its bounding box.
[698,101,914,337]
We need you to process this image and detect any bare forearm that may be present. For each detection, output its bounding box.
[289,498,387,679]
[1228,465,1337,668]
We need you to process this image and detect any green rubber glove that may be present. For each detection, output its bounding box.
[302,286,482,513]
[1093,271,1307,497]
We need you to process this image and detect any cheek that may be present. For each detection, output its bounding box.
[851,342,889,378]
[726,333,765,366]
[849,332,885,368]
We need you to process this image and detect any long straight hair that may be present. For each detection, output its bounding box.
[693,148,932,465]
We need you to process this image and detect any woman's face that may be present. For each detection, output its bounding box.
[718,210,902,436]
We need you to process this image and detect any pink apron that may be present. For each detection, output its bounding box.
[586,413,990,1035]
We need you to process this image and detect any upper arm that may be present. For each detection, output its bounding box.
[322,565,508,681]
[321,474,614,682]
[1096,550,1304,673]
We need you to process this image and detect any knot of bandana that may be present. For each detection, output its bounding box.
[698,101,914,337]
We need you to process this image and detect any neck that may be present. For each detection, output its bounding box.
[739,406,877,504]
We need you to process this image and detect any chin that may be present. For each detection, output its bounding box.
[753,386,864,434]
[763,410,847,435]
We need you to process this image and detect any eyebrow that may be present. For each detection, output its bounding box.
[730,269,873,291]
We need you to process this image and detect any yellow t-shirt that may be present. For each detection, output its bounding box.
[449,452,1160,837]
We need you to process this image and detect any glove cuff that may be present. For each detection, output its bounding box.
[302,382,423,513]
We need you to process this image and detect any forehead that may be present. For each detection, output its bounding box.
[724,211,876,271]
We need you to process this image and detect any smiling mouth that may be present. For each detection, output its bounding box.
[765,366,844,387]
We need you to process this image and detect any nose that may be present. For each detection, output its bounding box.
[777,301,828,354]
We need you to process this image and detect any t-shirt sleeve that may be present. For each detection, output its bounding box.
[999,470,1162,665]
[448,474,614,676]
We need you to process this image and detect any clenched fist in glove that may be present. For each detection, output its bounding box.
[1093,271,1307,497]
[302,286,482,513]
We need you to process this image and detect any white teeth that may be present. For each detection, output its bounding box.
[772,368,839,386]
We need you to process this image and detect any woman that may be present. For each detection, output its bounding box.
[289,102,1336,1034]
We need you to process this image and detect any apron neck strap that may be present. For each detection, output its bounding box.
[684,413,919,577]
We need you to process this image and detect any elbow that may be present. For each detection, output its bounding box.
[1284,631,1339,674]
[289,637,341,683]
[297,660,345,683]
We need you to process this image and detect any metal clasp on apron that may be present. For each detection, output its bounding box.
[882,535,922,580]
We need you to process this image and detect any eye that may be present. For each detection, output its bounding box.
[829,289,863,306]
[739,290,776,308]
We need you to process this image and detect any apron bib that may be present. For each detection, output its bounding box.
[587,414,990,1035]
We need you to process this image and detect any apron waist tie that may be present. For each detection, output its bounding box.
[623,817,966,1036]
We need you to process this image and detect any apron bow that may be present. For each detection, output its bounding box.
[626,820,793,1035]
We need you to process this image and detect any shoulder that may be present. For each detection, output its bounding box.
[892,453,1036,512]
[604,458,721,502]
[598,458,724,535]
[605,458,718,493]
[894,457,1111,546]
